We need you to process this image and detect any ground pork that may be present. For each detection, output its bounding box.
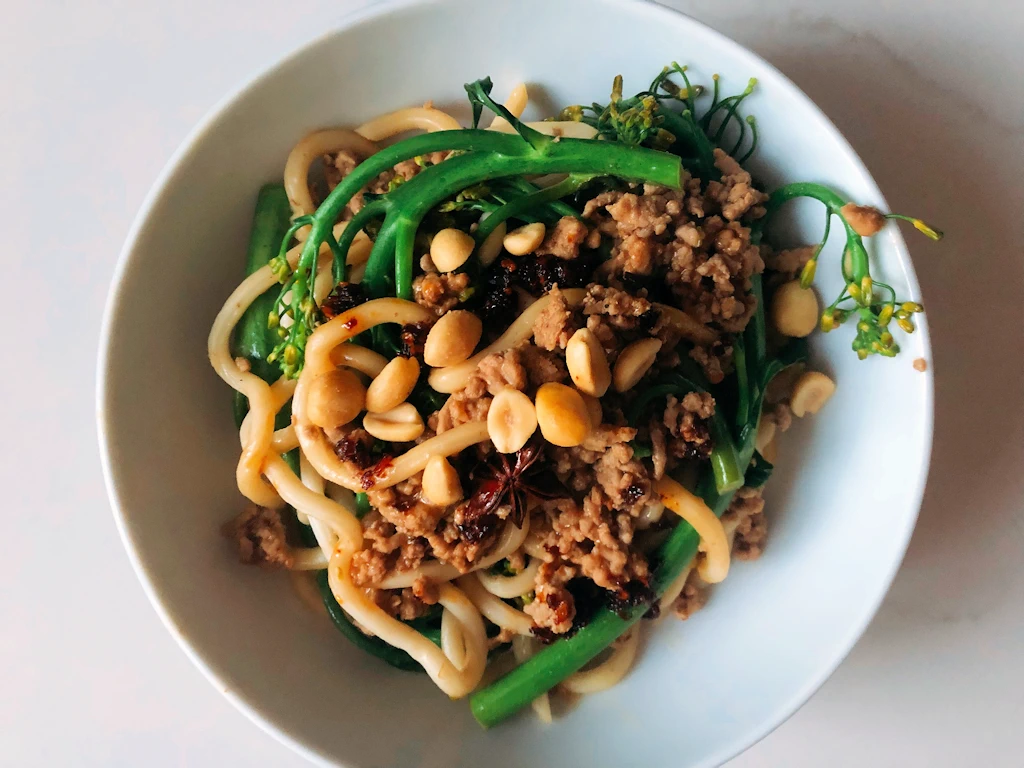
[366,475,446,539]
[426,510,502,571]
[705,149,768,222]
[223,506,293,568]
[365,574,440,622]
[581,283,656,361]
[525,557,577,634]
[349,514,428,587]
[723,486,767,560]
[429,342,565,433]
[551,423,645,504]
[536,216,590,260]
[762,401,793,433]
[533,285,577,351]
[369,586,435,621]
[663,392,715,460]
[582,154,766,334]
[413,272,470,316]
[352,473,503,597]
[536,492,650,594]
[430,346,526,433]
[689,341,733,385]
[324,149,448,215]
[519,344,569,385]
[672,570,708,620]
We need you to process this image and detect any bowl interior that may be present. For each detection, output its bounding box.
[99,1,932,766]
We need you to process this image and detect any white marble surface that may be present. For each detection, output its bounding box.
[3,0,1022,765]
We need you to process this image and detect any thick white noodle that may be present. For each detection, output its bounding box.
[284,129,379,217]
[657,557,697,615]
[329,550,487,698]
[476,557,540,599]
[209,223,366,507]
[561,628,641,695]
[289,547,329,571]
[655,476,730,584]
[441,608,470,671]
[356,107,461,142]
[457,573,534,636]
[299,451,340,558]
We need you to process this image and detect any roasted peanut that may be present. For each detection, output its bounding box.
[423,310,483,367]
[565,328,611,397]
[612,338,662,392]
[430,228,475,273]
[362,403,425,442]
[477,221,507,267]
[365,356,420,414]
[306,368,366,429]
[755,416,776,454]
[422,455,463,506]
[790,371,836,417]
[535,382,590,447]
[771,281,819,338]
[580,393,603,428]
[487,388,537,453]
[503,222,546,256]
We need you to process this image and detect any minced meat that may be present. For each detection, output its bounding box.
[537,216,591,260]
[413,272,470,316]
[223,506,293,569]
[663,392,715,460]
[325,149,448,215]
[533,285,577,351]
[723,486,767,560]
[582,151,766,336]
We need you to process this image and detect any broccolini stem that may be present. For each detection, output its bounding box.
[500,176,579,220]
[755,182,941,359]
[334,198,387,284]
[475,174,593,245]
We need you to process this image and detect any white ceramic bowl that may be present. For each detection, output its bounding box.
[97,0,933,765]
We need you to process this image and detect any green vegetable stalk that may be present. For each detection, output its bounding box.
[230,184,297,430]
[756,183,942,359]
[316,571,440,672]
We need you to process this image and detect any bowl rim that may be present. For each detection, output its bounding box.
[96,0,934,765]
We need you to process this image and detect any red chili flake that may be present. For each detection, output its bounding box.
[530,626,557,645]
[606,580,656,619]
[359,455,393,490]
[334,433,374,468]
[623,483,646,506]
[342,317,358,330]
[320,282,365,319]
[399,322,431,358]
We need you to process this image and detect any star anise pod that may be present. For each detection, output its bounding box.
[464,439,564,527]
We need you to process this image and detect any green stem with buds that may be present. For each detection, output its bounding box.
[474,174,594,245]
[755,182,940,360]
